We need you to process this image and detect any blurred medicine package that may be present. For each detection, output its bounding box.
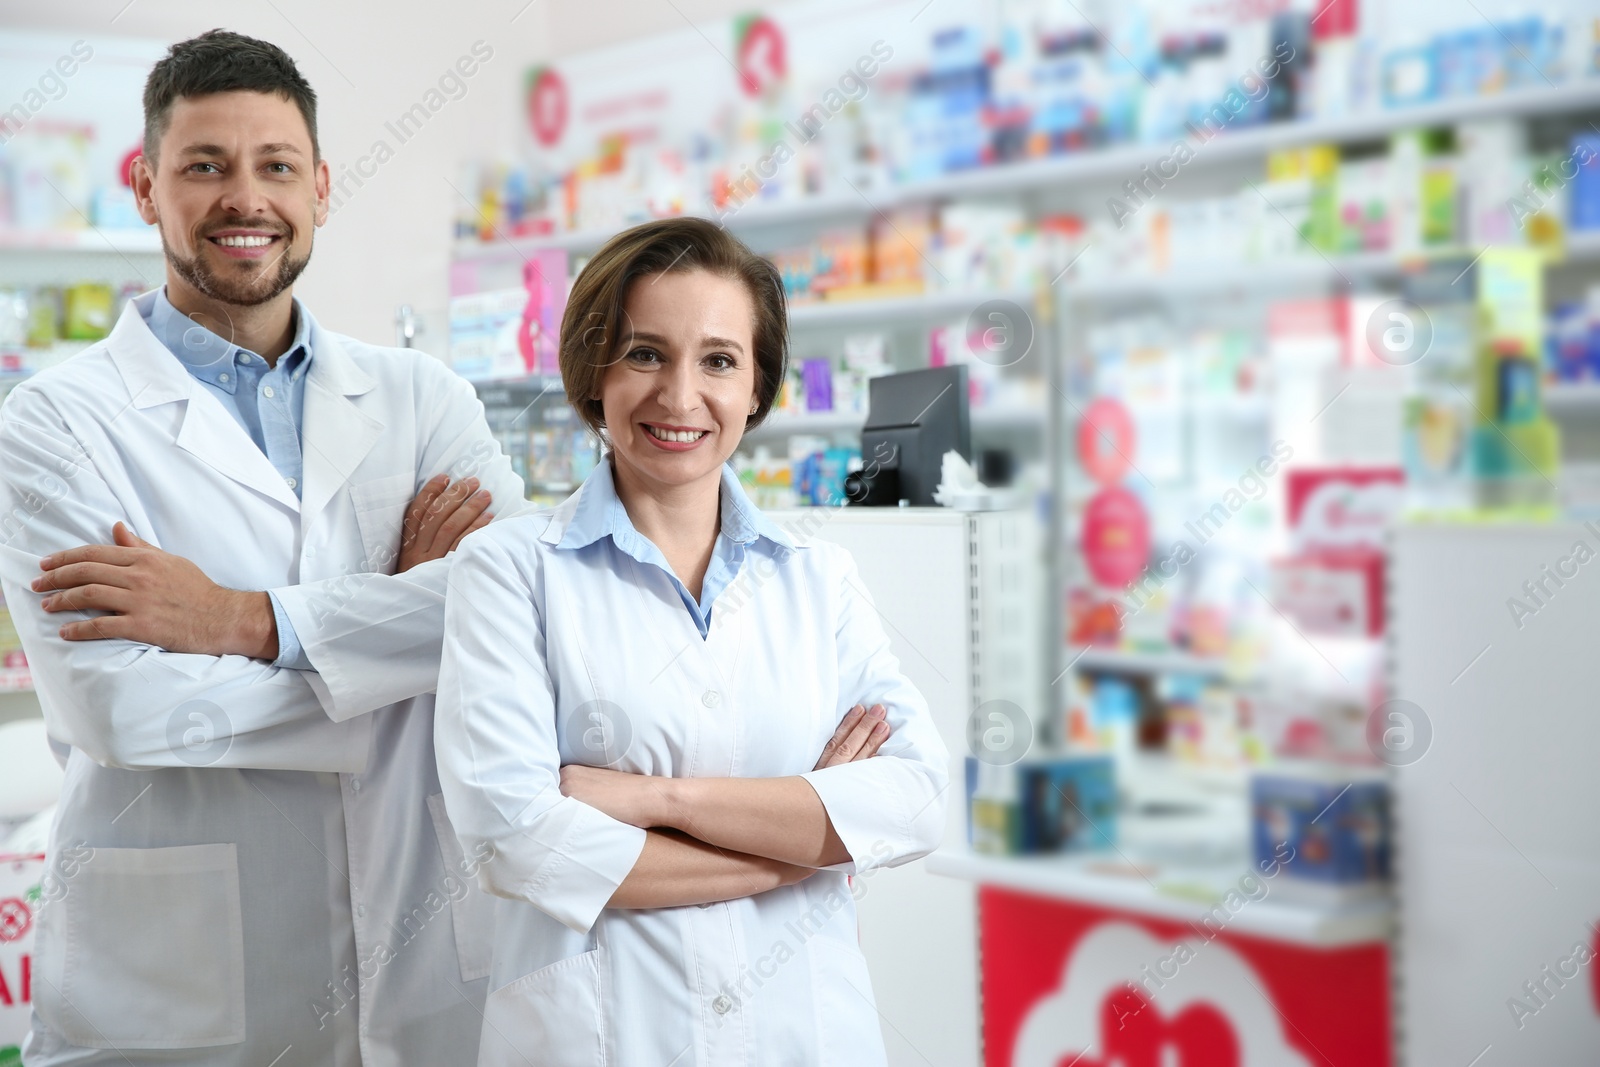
[967,754,1116,856]
[1250,763,1390,905]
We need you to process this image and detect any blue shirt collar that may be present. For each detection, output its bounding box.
[148,287,314,394]
[557,459,795,555]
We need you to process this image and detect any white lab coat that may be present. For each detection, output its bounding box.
[433,480,951,1067]
[0,294,529,1066]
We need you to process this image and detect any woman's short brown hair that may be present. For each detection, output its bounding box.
[559,217,789,437]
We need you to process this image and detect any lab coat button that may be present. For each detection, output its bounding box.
[350,778,361,793]
[304,546,317,560]
[701,690,721,709]
[356,904,366,918]
[712,995,732,1015]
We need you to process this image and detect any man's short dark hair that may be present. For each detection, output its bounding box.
[142,29,318,165]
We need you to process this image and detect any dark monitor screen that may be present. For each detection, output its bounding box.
[858,365,971,507]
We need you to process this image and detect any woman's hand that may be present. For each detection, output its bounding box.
[559,764,670,828]
[812,703,890,770]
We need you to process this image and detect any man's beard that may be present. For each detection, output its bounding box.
[161,221,311,308]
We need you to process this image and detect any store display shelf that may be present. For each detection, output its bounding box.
[744,411,865,439]
[787,287,1036,328]
[1546,381,1600,415]
[1066,645,1258,682]
[0,228,162,254]
[453,82,1600,261]
[1066,230,1600,301]
[744,403,1045,440]
[0,668,34,693]
[927,847,1393,947]
[972,403,1047,430]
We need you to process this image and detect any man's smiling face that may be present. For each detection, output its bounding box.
[133,89,330,308]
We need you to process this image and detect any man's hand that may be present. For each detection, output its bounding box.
[399,475,493,571]
[812,704,890,770]
[33,522,277,658]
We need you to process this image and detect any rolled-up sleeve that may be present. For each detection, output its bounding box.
[433,524,647,933]
[799,546,950,875]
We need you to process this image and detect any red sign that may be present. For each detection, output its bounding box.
[1082,487,1150,590]
[526,66,569,147]
[980,887,1391,1067]
[735,15,787,97]
[1077,397,1136,487]
[1285,468,1404,555]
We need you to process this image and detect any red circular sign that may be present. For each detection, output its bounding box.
[526,67,569,148]
[1076,397,1136,486]
[736,17,787,97]
[0,897,32,943]
[1083,486,1150,589]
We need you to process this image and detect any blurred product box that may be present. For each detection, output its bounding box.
[0,594,25,669]
[449,250,568,382]
[63,283,114,341]
[1251,767,1389,898]
[966,754,1116,857]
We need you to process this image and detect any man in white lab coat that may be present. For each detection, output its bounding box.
[0,30,529,1066]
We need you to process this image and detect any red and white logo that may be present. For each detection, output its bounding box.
[0,899,31,944]
[736,17,786,97]
[1013,923,1312,1067]
[526,67,569,148]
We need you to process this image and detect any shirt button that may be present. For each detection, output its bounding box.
[218,372,230,383]
[285,476,297,490]
[702,690,721,709]
[712,995,732,1015]
[263,385,276,398]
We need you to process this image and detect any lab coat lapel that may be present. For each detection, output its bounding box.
[105,299,302,513]
[299,331,383,530]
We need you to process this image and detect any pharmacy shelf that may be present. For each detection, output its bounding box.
[927,847,1393,947]
[1062,230,1600,301]
[0,668,33,694]
[453,81,1600,260]
[744,411,866,439]
[0,228,162,254]
[1546,381,1600,416]
[1066,645,1259,682]
[744,403,1045,440]
[787,287,1037,329]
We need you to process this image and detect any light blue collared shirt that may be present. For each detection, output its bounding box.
[141,288,315,669]
[556,459,794,638]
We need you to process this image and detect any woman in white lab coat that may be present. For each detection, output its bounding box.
[434,217,950,1067]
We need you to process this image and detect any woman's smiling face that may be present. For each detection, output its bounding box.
[600,269,759,494]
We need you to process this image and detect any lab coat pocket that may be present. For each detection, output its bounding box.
[349,472,416,574]
[41,843,245,1049]
[479,948,607,1067]
[810,933,886,1066]
[427,792,495,982]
